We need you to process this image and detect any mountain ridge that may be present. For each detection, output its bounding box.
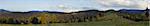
[0,9,149,14]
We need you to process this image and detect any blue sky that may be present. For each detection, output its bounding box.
[0,0,149,12]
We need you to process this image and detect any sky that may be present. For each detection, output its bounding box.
[0,0,149,12]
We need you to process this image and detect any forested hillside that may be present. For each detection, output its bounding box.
[0,9,149,24]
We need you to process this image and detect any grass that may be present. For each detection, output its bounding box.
[0,21,149,26]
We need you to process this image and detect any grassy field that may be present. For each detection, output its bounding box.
[0,21,149,26]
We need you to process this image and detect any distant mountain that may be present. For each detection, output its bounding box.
[0,9,148,14]
[0,9,10,12]
[119,9,145,14]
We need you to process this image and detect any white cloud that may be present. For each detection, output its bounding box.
[147,0,150,8]
[95,0,149,9]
